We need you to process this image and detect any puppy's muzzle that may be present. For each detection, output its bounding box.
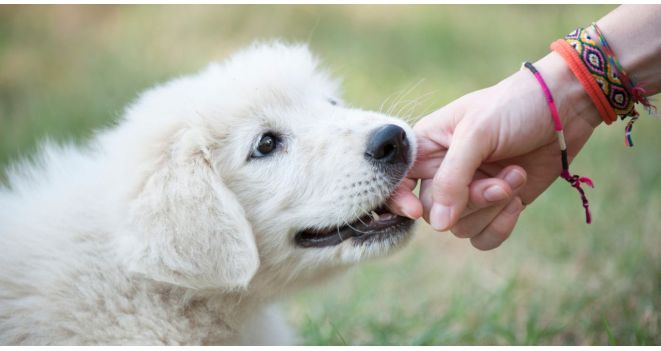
[294,123,415,249]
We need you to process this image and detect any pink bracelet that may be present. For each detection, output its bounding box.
[522,61,594,224]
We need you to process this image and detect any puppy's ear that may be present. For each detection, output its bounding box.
[120,129,259,290]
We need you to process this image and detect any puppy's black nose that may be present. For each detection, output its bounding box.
[365,124,409,164]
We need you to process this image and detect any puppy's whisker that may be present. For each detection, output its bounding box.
[336,225,343,242]
[411,96,442,123]
[355,217,369,226]
[357,203,380,223]
[343,220,372,235]
[380,81,420,114]
[386,91,407,117]
[385,79,425,116]
[394,98,421,119]
[383,83,413,116]
[395,79,425,109]
[394,89,437,119]
[306,16,321,44]
[379,84,412,114]
[352,208,371,227]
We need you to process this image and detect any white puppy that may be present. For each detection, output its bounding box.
[0,42,417,345]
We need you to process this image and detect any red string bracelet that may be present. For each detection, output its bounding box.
[522,61,594,224]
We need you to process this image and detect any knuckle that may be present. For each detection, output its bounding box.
[471,213,517,250]
[486,216,516,245]
[490,220,513,243]
[492,227,511,244]
[432,176,460,198]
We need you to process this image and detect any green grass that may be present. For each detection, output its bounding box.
[1,5,658,345]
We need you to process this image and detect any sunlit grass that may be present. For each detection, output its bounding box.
[0,5,657,345]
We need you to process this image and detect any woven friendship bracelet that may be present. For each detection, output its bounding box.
[565,27,637,118]
[522,61,594,224]
[590,23,658,147]
[591,22,656,113]
[559,26,658,147]
[590,24,637,102]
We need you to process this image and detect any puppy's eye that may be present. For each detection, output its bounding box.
[328,98,338,106]
[251,133,278,158]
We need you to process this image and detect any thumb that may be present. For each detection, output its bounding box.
[429,126,492,231]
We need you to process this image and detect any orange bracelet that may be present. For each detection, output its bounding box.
[550,39,617,125]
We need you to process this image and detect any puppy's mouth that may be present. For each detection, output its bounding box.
[294,205,413,248]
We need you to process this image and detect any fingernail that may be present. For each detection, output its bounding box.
[430,204,451,231]
[398,206,412,219]
[504,169,525,189]
[403,207,420,219]
[483,185,508,202]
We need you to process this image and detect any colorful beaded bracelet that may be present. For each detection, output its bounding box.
[522,61,594,224]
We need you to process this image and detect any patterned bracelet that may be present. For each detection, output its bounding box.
[564,27,635,118]
[563,26,657,147]
[589,23,657,147]
[522,61,594,224]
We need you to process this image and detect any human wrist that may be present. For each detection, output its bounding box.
[534,51,603,129]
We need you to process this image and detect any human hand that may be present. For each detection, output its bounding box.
[390,165,528,250]
[390,52,602,250]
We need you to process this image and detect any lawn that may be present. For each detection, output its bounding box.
[0,5,658,345]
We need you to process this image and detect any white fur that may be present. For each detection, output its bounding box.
[0,42,416,345]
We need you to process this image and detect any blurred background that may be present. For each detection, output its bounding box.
[0,5,658,345]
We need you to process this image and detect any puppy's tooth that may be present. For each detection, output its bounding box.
[380,213,395,221]
[371,211,380,221]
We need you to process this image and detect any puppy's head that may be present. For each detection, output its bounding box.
[115,42,416,292]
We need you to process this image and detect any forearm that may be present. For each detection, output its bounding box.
[595,5,661,93]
